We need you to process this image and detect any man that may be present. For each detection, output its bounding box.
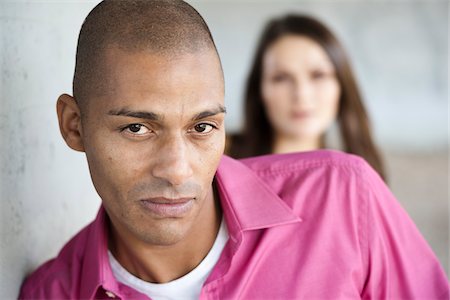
[19,1,448,299]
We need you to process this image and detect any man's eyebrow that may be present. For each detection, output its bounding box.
[107,108,162,121]
[107,105,226,121]
[192,105,227,121]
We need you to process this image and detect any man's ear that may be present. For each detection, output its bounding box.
[56,94,85,152]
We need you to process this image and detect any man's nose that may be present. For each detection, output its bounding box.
[151,134,194,186]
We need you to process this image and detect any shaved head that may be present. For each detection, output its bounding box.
[73,0,220,110]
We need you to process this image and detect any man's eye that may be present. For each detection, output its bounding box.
[193,123,215,134]
[124,124,150,135]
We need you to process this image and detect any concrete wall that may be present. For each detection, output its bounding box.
[1,2,102,298]
[1,1,448,298]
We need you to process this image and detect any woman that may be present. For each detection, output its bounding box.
[227,14,386,180]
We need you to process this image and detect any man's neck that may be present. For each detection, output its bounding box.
[108,185,222,283]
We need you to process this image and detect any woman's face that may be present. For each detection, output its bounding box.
[261,35,341,143]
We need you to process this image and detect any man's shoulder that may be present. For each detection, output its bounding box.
[19,222,93,299]
[19,257,65,299]
[238,149,369,176]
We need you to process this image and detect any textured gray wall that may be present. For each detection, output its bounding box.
[1,2,102,298]
[1,1,448,298]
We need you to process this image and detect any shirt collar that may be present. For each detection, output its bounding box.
[215,155,302,240]
[79,155,301,299]
[80,206,120,300]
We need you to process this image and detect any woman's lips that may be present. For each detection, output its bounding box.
[291,111,312,120]
[140,197,194,218]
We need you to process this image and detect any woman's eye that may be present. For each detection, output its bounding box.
[124,124,149,135]
[272,74,289,83]
[193,123,215,134]
[311,71,328,80]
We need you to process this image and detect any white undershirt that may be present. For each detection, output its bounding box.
[108,219,228,300]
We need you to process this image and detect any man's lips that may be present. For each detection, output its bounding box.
[139,197,194,217]
[142,197,194,204]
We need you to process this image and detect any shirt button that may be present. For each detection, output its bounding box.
[105,290,116,298]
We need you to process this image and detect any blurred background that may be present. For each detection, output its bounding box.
[0,0,448,298]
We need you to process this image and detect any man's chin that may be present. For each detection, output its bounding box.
[136,222,191,247]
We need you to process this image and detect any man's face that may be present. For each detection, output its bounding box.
[80,47,225,246]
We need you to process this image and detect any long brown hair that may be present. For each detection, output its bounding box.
[227,14,386,180]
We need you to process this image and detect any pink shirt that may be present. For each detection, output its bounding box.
[19,150,449,299]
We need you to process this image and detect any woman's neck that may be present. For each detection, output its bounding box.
[272,134,321,154]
